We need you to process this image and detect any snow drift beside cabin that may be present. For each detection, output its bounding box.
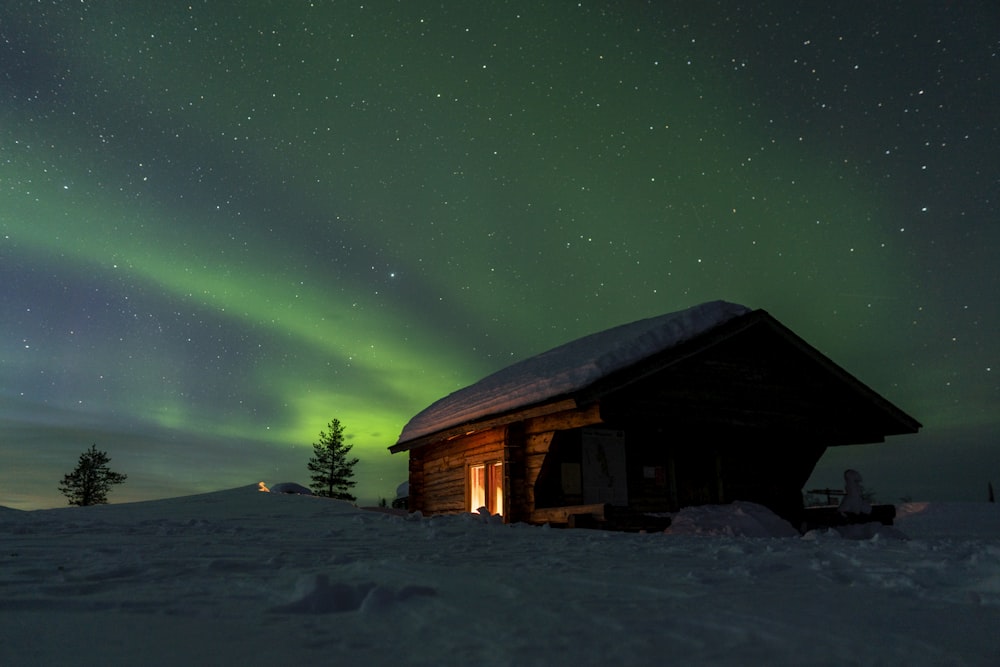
[397,300,751,444]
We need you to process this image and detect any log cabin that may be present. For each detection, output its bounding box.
[388,301,920,529]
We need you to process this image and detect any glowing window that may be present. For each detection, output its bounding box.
[468,461,503,515]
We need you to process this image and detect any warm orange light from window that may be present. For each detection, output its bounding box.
[469,462,503,515]
[469,464,486,512]
[491,462,503,515]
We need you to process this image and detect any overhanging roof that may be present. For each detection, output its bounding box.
[390,301,921,453]
[391,301,750,452]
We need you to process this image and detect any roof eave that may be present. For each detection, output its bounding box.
[389,397,579,453]
[389,308,922,454]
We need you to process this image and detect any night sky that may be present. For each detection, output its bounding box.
[2,2,997,509]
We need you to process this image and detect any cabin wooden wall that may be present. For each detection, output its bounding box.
[407,399,826,525]
[512,403,603,522]
[620,425,679,512]
[407,402,603,521]
[620,423,830,521]
[522,418,829,523]
[408,427,506,515]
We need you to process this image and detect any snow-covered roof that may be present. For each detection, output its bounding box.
[395,300,751,446]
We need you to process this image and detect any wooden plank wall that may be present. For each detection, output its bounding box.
[409,427,506,515]
[408,402,603,521]
[516,403,603,521]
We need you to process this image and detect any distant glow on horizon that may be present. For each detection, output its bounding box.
[1,2,997,509]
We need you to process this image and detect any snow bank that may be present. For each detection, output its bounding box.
[664,501,800,537]
[397,300,750,443]
[896,501,1000,539]
[657,500,915,541]
[2,487,998,666]
[267,482,313,495]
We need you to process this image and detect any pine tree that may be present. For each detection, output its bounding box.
[58,444,128,506]
[307,419,359,501]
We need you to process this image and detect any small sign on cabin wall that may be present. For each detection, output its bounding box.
[643,466,667,487]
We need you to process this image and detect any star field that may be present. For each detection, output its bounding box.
[1,2,997,508]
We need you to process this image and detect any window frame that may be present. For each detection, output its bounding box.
[467,460,504,516]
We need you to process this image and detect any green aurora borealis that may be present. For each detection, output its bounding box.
[2,2,997,508]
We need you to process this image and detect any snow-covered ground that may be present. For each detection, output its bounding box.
[2,487,998,666]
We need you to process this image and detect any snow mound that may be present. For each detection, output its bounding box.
[664,501,800,537]
[397,300,750,443]
[895,501,1000,539]
[268,482,313,495]
[270,574,435,614]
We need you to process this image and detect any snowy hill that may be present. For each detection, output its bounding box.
[2,486,998,665]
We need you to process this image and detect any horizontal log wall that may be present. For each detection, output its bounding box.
[516,403,603,521]
[513,431,553,521]
[524,403,603,435]
[410,427,506,515]
[408,402,604,521]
